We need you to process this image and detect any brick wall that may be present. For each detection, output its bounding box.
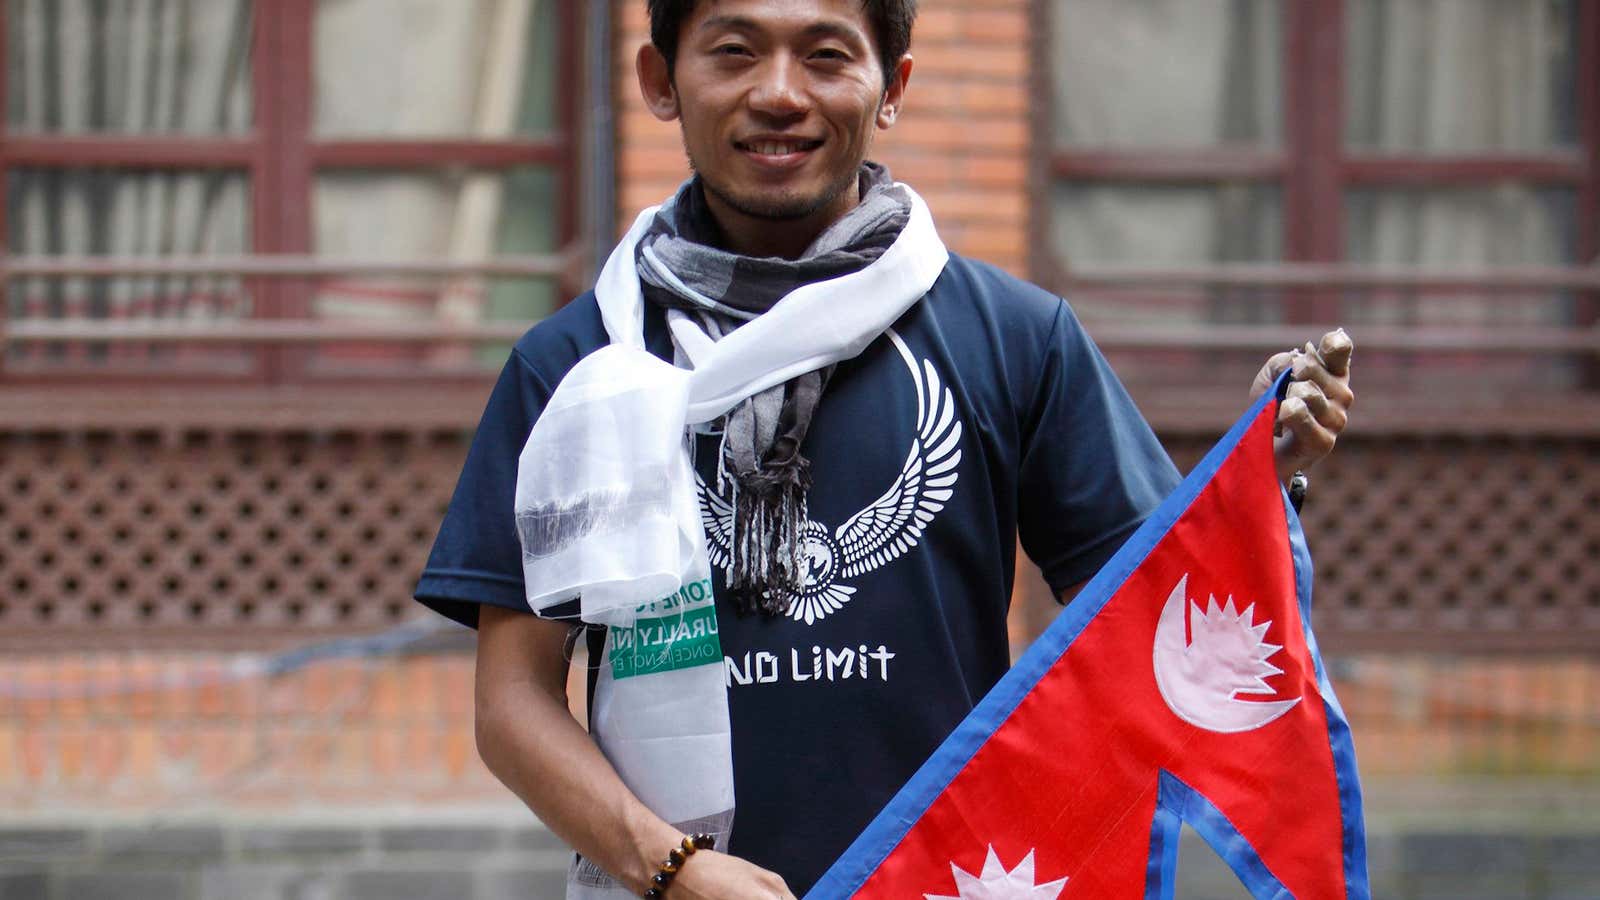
[0,653,507,814]
[4,650,1597,815]
[615,0,1031,274]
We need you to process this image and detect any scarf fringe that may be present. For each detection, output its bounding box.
[727,461,811,617]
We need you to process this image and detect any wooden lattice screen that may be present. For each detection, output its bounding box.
[1161,434,1600,655]
[0,429,462,650]
[0,427,1595,653]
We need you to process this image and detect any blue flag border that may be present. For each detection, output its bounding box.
[805,373,1368,899]
[1145,769,1290,900]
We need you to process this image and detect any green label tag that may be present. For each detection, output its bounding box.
[610,579,722,680]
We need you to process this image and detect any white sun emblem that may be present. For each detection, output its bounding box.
[1152,573,1302,733]
[697,328,962,624]
[924,846,1068,900]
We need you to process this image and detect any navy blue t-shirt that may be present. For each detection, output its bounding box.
[415,254,1180,894]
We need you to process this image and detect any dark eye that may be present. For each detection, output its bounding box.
[811,47,849,61]
[714,43,751,57]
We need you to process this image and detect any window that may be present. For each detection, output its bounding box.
[1039,0,1598,424]
[1,0,579,382]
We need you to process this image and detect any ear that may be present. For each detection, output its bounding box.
[876,54,914,129]
[636,43,681,121]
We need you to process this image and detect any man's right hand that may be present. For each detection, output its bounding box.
[475,605,797,900]
[671,850,796,900]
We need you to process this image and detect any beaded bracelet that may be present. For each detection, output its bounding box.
[643,832,716,898]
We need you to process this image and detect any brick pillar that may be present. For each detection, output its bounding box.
[613,0,1032,276]
[614,0,691,229]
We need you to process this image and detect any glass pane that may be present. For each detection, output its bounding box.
[314,0,558,138]
[311,167,559,372]
[5,0,253,134]
[4,168,255,373]
[1053,181,1282,320]
[1344,186,1578,391]
[1346,187,1575,270]
[1054,183,1283,268]
[1345,0,1578,151]
[1051,0,1281,147]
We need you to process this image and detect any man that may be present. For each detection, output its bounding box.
[415,2,1354,898]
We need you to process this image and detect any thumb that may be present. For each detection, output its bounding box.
[1318,328,1353,377]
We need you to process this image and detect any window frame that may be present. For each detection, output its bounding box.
[1030,0,1600,431]
[0,0,583,392]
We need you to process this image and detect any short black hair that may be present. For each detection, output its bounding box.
[647,0,917,92]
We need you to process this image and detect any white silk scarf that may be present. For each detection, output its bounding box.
[513,186,947,898]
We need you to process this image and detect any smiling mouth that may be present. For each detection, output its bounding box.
[735,139,824,156]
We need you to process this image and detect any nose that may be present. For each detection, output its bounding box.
[747,55,808,119]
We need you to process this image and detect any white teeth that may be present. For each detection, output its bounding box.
[748,142,810,155]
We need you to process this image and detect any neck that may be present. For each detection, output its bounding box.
[700,185,861,260]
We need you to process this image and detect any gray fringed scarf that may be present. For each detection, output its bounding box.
[635,162,912,616]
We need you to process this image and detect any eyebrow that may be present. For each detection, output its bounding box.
[696,14,869,49]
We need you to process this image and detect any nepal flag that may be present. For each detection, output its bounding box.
[809,372,1368,900]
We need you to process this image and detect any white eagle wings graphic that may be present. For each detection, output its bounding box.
[697,329,963,625]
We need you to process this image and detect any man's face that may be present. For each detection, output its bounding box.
[654,0,904,226]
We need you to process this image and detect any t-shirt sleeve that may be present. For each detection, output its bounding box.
[1016,301,1182,596]
[414,347,561,628]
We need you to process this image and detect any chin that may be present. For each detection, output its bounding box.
[730,191,833,221]
[712,171,863,224]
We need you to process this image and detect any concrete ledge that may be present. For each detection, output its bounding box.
[0,819,1593,899]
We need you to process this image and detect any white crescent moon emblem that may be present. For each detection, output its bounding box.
[1153,574,1300,733]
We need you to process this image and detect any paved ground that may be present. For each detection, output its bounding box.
[0,786,1596,900]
